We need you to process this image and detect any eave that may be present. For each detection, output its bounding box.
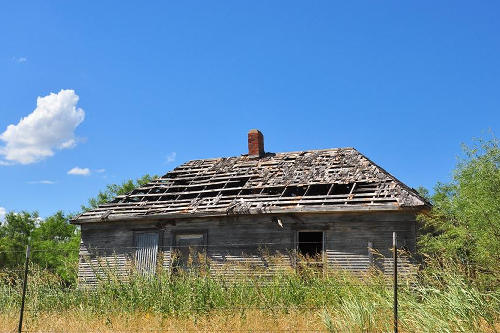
[71,204,430,225]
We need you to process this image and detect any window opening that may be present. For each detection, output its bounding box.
[297,231,323,260]
[173,233,206,273]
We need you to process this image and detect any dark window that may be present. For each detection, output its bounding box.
[297,232,323,259]
[173,233,206,273]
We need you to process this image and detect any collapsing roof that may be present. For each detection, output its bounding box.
[73,130,429,224]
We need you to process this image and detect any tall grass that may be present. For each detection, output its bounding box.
[0,257,498,332]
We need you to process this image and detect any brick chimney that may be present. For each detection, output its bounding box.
[248,129,265,157]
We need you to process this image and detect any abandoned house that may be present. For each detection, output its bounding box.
[71,129,430,285]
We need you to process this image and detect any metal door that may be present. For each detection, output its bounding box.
[134,232,159,276]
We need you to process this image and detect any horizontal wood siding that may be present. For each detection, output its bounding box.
[206,217,293,278]
[79,223,148,286]
[326,219,415,273]
[78,211,418,286]
[161,232,173,274]
[78,242,132,286]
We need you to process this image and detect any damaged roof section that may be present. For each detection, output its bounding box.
[73,148,429,223]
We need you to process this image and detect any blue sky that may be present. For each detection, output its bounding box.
[0,1,498,219]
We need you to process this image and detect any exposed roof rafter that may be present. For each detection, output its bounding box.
[72,148,430,224]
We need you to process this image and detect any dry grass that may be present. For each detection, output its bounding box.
[1,309,325,332]
[2,309,499,332]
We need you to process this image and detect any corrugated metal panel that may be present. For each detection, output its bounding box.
[135,232,159,276]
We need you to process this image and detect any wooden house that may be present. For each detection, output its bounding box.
[71,130,430,285]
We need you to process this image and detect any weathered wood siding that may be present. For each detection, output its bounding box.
[78,223,136,285]
[78,211,418,285]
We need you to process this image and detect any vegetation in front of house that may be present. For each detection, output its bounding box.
[0,258,499,332]
[0,137,498,331]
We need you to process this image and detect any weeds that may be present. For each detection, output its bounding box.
[0,256,498,332]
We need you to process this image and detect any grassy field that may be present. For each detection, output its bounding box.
[1,261,498,332]
[2,309,328,332]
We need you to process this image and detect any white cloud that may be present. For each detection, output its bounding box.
[0,207,6,222]
[166,152,176,163]
[27,180,55,184]
[0,89,85,165]
[95,168,106,173]
[12,56,27,63]
[67,167,90,176]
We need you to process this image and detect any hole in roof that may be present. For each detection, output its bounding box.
[329,184,352,195]
[124,197,141,203]
[131,189,148,195]
[225,177,249,188]
[192,175,211,182]
[172,179,190,186]
[158,195,178,201]
[240,188,261,195]
[187,185,205,192]
[304,184,330,196]
[223,189,240,196]
[178,193,198,200]
[206,183,226,190]
[202,191,220,198]
[261,187,284,196]
[165,187,186,193]
[349,182,375,193]
[282,186,307,197]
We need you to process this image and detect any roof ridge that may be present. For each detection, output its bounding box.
[176,147,357,164]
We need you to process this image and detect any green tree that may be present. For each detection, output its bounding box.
[418,136,500,286]
[0,211,79,283]
[30,211,80,282]
[0,211,38,266]
[0,174,158,284]
[81,174,157,211]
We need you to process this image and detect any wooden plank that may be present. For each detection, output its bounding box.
[77,212,418,286]
[73,148,429,224]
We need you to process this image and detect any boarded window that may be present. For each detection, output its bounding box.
[134,232,159,276]
[174,233,206,272]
